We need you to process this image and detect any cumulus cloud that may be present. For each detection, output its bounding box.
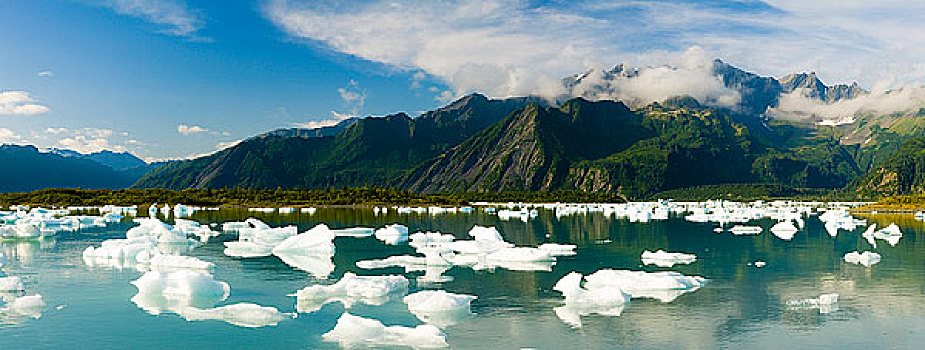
[0,91,50,116]
[0,128,23,144]
[45,127,69,135]
[568,47,740,108]
[38,71,54,77]
[265,0,925,109]
[100,0,204,38]
[774,86,925,124]
[177,124,208,135]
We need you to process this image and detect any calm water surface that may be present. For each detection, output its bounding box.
[1,208,924,349]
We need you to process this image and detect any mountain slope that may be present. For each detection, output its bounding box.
[134,94,535,189]
[0,145,140,192]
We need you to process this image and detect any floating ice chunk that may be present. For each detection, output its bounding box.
[786,293,839,314]
[275,252,335,279]
[404,290,476,327]
[374,224,409,245]
[753,261,767,268]
[357,255,428,270]
[409,231,455,250]
[330,226,375,237]
[641,250,697,267]
[8,294,45,319]
[468,225,505,244]
[272,225,336,256]
[538,243,576,256]
[844,251,881,267]
[139,253,215,272]
[552,272,630,328]
[130,270,230,315]
[83,237,158,268]
[0,276,24,292]
[323,313,448,349]
[173,219,220,243]
[861,223,902,248]
[729,225,762,235]
[485,247,553,263]
[770,221,799,241]
[180,303,294,328]
[300,207,317,214]
[294,273,409,313]
[223,241,274,258]
[584,269,707,303]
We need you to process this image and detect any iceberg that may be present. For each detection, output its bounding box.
[83,237,158,269]
[138,253,215,272]
[322,313,448,349]
[641,250,697,267]
[180,303,294,328]
[130,270,230,315]
[374,224,409,245]
[583,269,707,303]
[843,251,881,267]
[409,231,455,250]
[770,221,798,241]
[537,243,577,257]
[552,272,630,328]
[729,225,762,235]
[404,290,476,327]
[271,224,336,256]
[0,276,25,292]
[4,294,45,319]
[861,223,902,248]
[330,227,375,237]
[294,273,409,313]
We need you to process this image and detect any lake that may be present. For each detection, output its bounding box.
[1,206,923,349]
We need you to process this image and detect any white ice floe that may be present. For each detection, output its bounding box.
[271,224,336,256]
[537,243,577,256]
[753,261,767,268]
[770,221,799,241]
[0,276,24,292]
[583,269,708,303]
[139,253,215,272]
[270,224,336,278]
[844,251,881,267]
[173,219,220,243]
[641,250,697,268]
[293,273,409,313]
[729,225,762,235]
[330,227,375,237]
[180,303,295,328]
[130,270,230,315]
[819,210,866,237]
[404,290,476,327]
[223,221,298,258]
[553,272,630,327]
[786,293,839,314]
[2,294,46,319]
[323,313,448,349]
[374,224,409,245]
[409,231,455,250]
[83,237,158,268]
[861,223,902,248]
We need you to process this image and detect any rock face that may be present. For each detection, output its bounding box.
[779,72,866,103]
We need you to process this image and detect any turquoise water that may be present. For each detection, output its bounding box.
[2,208,924,349]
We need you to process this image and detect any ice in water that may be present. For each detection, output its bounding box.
[293,272,409,313]
[322,313,448,349]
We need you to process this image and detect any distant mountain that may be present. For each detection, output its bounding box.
[48,148,150,171]
[257,117,359,139]
[133,94,538,189]
[779,72,866,103]
[0,145,141,192]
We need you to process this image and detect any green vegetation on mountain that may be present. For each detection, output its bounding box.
[0,145,143,192]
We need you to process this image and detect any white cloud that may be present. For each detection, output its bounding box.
[265,0,925,107]
[337,79,366,115]
[38,70,54,77]
[101,0,204,38]
[177,124,208,135]
[292,111,354,129]
[0,91,50,115]
[45,127,69,135]
[774,86,925,122]
[55,135,126,154]
[0,128,23,144]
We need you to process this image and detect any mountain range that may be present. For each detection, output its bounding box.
[0,145,156,192]
[8,59,925,198]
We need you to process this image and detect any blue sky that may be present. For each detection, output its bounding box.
[2,0,925,160]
